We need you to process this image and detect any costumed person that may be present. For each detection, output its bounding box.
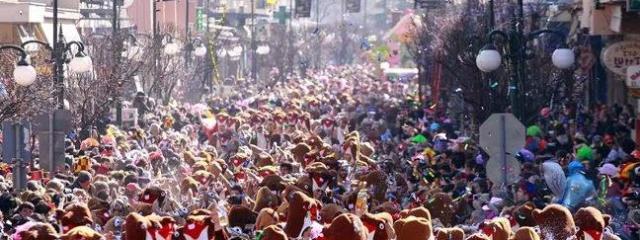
[561,161,596,211]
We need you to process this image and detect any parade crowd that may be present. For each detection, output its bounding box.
[0,64,638,240]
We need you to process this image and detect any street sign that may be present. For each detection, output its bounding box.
[295,0,312,18]
[33,110,72,173]
[486,155,521,186]
[479,113,525,156]
[479,113,525,189]
[346,0,361,13]
[273,6,291,25]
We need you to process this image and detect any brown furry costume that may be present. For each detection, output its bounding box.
[14,223,59,240]
[139,186,167,206]
[574,207,611,240]
[174,214,226,240]
[284,191,322,238]
[322,213,368,240]
[394,216,432,240]
[124,212,176,240]
[512,202,536,227]
[262,225,288,240]
[56,203,94,234]
[532,204,576,240]
[512,227,540,240]
[434,227,465,240]
[480,217,511,240]
[361,212,395,240]
[59,226,103,240]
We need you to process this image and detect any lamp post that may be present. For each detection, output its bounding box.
[250,0,257,82]
[475,23,574,120]
[21,39,92,106]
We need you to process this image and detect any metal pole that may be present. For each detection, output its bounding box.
[250,0,257,82]
[289,0,293,31]
[185,0,191,67]
[363,0,367,34]
[114,0,123,126]
[516,0,525,121]
[316,0,320,68]
[153,0,158,90]
[508,0,525,120]
[53,0,64,110]
[340,0,345,65]
[488,0,494,30]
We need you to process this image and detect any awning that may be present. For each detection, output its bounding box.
[41,22,83,47]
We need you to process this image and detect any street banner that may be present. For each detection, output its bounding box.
[295,0,312,18]
[346,0,361,13]
[196,8,206,32]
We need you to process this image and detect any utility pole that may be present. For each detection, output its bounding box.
[153,0,159,92]
[250,0,257,82]
[113,0,123,126]
[53,0,64,110]
[315,0,320,68]
[363,0,367,34]
[185,0,191,67]
[340,0,346,65]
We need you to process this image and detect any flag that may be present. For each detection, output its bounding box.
[295,0,312,18]
[346,0,361,13]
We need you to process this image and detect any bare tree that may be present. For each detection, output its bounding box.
[0,50,54,123]
[408,0,577,128]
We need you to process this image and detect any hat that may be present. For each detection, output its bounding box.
[597,163,619,177]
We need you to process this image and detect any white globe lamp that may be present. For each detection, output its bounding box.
[476,48,502,72]
[69,55,92,73]
[552,48,575,69]
[13,64,37,86]
[163,42,179,55]
[194,45,207,57]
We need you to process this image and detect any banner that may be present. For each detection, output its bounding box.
[346,0,361,13]
[195,8,206,32]
[295,0,312,18]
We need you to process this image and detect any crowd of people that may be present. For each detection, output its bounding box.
[0,64,638,240]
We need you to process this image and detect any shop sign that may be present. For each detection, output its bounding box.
[602,41,640,76]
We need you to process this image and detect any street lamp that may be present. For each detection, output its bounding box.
[21,38,91,111]
[475,29,574,120]
[256,45,270,55]
[22,40,92,75]
[194,45,207,57]
[0,45,37,86]
[163,42,180,56]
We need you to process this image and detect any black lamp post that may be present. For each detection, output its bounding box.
[21,39,91,109]
[475,3,575,121]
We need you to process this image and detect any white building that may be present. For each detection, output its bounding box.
[0,0,83,47]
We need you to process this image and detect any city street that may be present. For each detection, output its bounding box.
[0,0,639,239]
